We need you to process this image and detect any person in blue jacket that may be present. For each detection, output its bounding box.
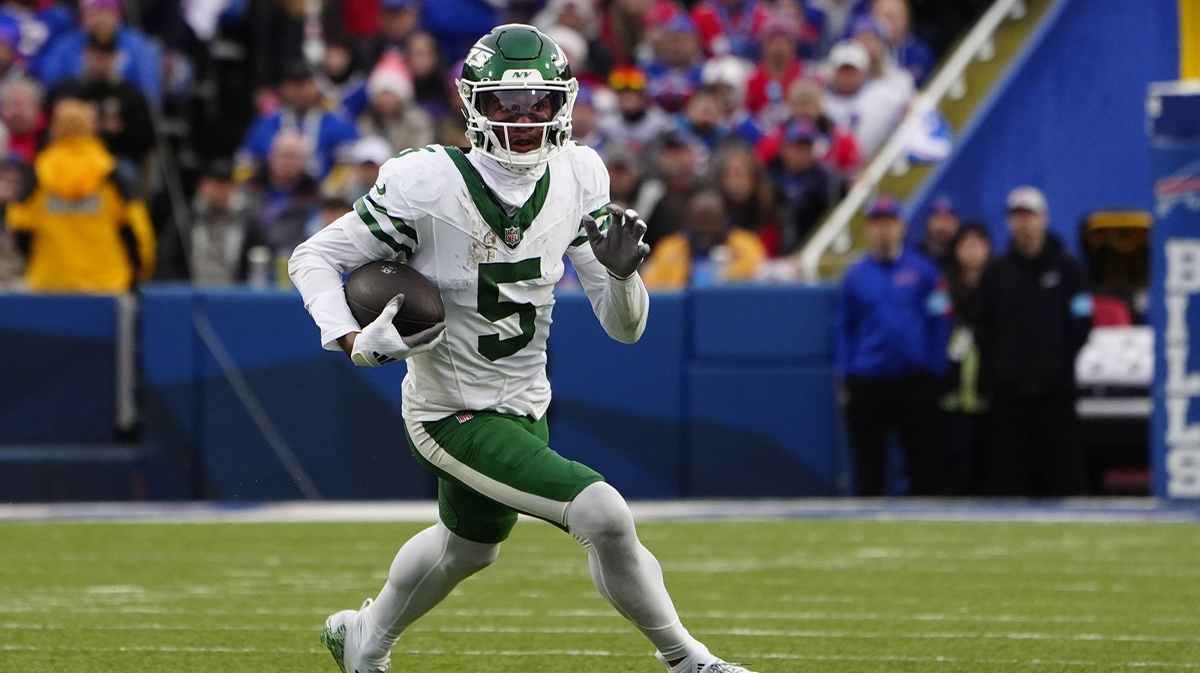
[236,60,359,181]
[0,0,74,73]
[36,0,161,104]
[833,194,951,496]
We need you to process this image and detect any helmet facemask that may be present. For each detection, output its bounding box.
[459,77,578,172]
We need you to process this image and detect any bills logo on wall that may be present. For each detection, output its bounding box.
[1155,159,1200,217]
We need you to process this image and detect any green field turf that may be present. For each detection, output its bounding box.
[2,518,1199,672]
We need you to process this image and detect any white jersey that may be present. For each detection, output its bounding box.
[289,143,649,422]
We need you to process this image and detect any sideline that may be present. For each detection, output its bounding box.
[0,498,1197,524]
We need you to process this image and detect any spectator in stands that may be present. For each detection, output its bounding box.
[602,65,672,153]
[0,156,32,288]
[919,196,959,271]
[644,133,698,249]
[532,0,613,80]
[0,17,26,90]
[0,0,73,72]
[322,135,392,206]
[570,86,607,149]
[162,160,263,284]
[670,86,734,166]
[420,0,500,64]
[744,14,809,129]
[713,144,777,255]
[1,78,45,164]
[544,25,602,88]
[39,0,162,105]
[767,119,839,254]
[599,0,654,65]
[701,55,759,144]
[434,59,468,147]
[47,31,154,173]
[604,142,658,217]
[756,78,861,177]
[358,52,434,154]
[850,16,915,107]
[822,39,904,157]
[871,0,934,87]
[642,188,766,289]
[319,36,369,120]
[975,186,1093,497]
[238,60,359,180]
[939,222,991,495]
[832,194,949,496]
[406,31,450,123]
[690,0,772,59]
[642,14,704,114]
[6,98,155,293]
[240,129,320,260]
[807,0,868,50]
[362,0,422,69]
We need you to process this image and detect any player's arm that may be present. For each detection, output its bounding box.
[288,213,378,354]
[567,205,651,344]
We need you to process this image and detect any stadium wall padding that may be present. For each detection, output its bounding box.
[906,0,1180,251]
[3,286,842,501]
[133,284,843,501]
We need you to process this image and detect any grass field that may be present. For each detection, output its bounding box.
[2,517,1199,672]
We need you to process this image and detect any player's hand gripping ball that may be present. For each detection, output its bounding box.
[344,261,447,366]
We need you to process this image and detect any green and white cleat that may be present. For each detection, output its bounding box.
[655,650,760,673]
[320,599,391,673]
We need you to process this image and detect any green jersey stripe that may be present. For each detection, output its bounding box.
[364,194,419,245]
[353,197,402,253]
[569,234,589,247]
[444,146,550,248]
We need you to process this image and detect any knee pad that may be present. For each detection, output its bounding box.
[566,482,636,547]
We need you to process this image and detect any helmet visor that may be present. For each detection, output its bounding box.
[477,88,565,123]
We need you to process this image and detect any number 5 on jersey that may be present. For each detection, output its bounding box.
[478,260,541,361]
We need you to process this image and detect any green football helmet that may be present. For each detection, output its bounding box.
[458,24,579,171]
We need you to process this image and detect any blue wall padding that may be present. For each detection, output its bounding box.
[0,295,116,443]
[691,285,833,362]
[908,0,1179,252]
[547,293,688,498]
[1,284,844,501]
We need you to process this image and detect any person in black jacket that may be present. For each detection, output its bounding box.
[975,186,1093,496]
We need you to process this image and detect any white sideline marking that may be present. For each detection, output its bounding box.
[1,498,1198,524]
[2,645,1197,668]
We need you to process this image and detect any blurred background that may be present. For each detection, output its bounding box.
[0,0,1193,504]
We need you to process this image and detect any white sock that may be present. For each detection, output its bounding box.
[359,522,499,655]
[565,482,705,661]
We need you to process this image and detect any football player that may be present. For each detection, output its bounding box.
[289,24,759,673]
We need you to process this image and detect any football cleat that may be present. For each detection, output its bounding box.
[320,599,391,673]
[655,651,760,673]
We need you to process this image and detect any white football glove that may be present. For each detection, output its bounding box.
[350,294,446,367]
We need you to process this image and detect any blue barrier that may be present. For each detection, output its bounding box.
[5,283,843,501]
[0,294,117,443]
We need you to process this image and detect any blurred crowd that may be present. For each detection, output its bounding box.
[0,0,990,292]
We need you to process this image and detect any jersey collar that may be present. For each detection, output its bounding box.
[446,146,551,249]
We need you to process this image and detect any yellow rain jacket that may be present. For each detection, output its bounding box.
[641,228,767,290]
[7,136,155,293]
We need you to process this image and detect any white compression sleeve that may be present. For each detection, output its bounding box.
[565,482,706,661]
[359,523,500,655]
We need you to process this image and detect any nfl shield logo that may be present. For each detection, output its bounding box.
[504,226,520,247]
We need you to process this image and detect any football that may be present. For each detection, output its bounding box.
[344,261,445,336]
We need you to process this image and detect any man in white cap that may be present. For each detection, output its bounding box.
[821,39,906,156]
[974,186,1093,496]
